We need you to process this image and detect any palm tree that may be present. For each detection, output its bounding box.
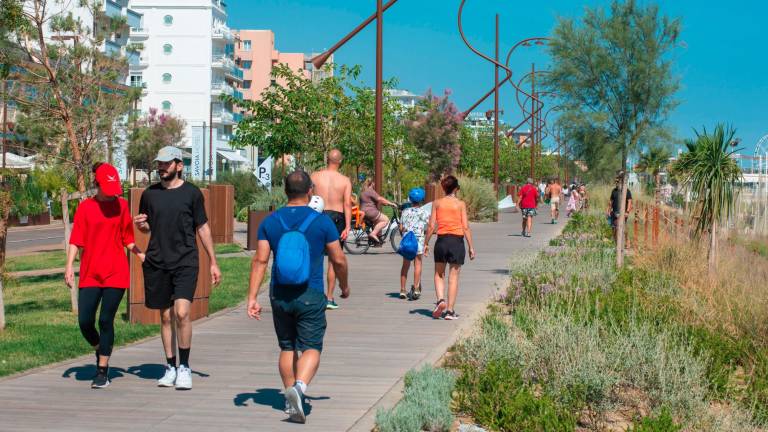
[636,146,672,200]
[672,124,741,273]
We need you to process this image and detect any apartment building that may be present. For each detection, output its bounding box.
[128,0,246,180]
[233,30,333,168]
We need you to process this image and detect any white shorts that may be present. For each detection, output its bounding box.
[550,197,560,209]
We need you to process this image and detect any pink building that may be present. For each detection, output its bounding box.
[233,30,313,102]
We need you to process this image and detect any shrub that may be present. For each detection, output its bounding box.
[456,359,574,432]
[216,170,264,213]
[457,176,497,222]
[629,408,682,432]
[375,365,455,432]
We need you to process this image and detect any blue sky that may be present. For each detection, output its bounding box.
[227,0,767,156]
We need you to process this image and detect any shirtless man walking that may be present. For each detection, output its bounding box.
[545,179,563,224]
[311,149,352,310]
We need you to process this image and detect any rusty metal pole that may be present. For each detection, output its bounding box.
[493,14,500,193]
[529,63,535,179]
[374,0,384,193]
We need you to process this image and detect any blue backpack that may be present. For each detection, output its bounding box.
[398,231,419,261]
[274,211,319,286]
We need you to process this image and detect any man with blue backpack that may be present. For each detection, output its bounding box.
[246,170,350,424]
[398,187,429,300]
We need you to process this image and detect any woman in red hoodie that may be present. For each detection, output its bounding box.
[64,163,145,389]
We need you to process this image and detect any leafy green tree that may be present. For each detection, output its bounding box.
[126,108,185,172]
[406,90,463,182]
[671,124,741,273]
[1,0,138,192]
[546,0,681,266]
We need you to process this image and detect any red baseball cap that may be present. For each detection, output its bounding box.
[95,164,123,196]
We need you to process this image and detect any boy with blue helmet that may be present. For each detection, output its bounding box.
[399,187,429,300]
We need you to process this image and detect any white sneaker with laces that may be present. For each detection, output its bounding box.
[175,366,192,390]
[157,365,176,387]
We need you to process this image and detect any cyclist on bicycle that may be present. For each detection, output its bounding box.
[359,177,397,244]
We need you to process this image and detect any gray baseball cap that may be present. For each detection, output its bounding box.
[154,146,183,162]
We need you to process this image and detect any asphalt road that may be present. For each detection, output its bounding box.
[6,223,67,257]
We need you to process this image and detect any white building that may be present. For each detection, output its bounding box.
[127,0,247,180]
[387,89,422,115]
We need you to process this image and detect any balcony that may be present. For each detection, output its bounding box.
[105,40,122,57]
[127,50,149,68]
[225,66,244,82]
[232,89,243,101]
[212,107,235,125]
[105,0,123,18]
[211,81,234,97]
[212,27,233,41]
[211,54,234,70]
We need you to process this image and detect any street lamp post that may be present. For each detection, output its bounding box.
[311,0,399,193]
[493,14,500,192]
[374,0,384,193]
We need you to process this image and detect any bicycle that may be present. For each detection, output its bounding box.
[344,204,405,255]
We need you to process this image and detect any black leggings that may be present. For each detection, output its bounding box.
[78,288,126,357]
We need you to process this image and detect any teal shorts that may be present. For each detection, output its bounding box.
[270,287,327,352]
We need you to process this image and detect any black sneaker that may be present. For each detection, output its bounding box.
[91,369,110,389]
[444,310,459,320]
[412,285,421,300]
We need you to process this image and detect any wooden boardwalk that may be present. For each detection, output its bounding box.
[0,210,563,432]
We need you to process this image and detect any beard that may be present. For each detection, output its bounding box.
[158,169,177,181]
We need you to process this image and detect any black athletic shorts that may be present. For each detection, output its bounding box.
[434,234,466,265]
[270,287,327,352]
[323,210,346,247]
[142,262,198,309]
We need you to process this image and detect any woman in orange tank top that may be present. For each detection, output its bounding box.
[424,175,476,320]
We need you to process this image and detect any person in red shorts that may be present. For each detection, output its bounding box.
[65,163,145,389]
[517,177,539,237]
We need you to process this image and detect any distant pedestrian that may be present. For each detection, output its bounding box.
[399,187,428,300]
[517,177,539,237]
[424,176,476,320]
[566,185,581,217]
[133,146,221,391]
[538,180,547,204]
[546,179,563,224]
[247,170,350,424]
[607,177,633,242]
[65,162,145,389]
[311,149,353,310]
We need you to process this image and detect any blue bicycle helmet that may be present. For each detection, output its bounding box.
[408,187,426,204]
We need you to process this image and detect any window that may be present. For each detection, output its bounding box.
[242,40,251,51]
[162,101,172,112]
[242,80,251,89]
[270,79,276,87]
[162,73,172,83]
[130,75,143,87]
[163,43,172,55]
[163,15,173,26]
[241,60,252,69]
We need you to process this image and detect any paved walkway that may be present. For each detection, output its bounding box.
[0,209,563,432]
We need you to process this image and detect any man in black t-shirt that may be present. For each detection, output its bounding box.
[134,146,221,391]
[608,177,633,240]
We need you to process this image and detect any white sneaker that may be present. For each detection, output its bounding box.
[157,365,176,387]
[175,366,192,390]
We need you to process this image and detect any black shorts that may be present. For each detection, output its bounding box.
[270,287,327,352]
[323,210,346,247]
[142,263,198,309]
[434,235,466,265]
